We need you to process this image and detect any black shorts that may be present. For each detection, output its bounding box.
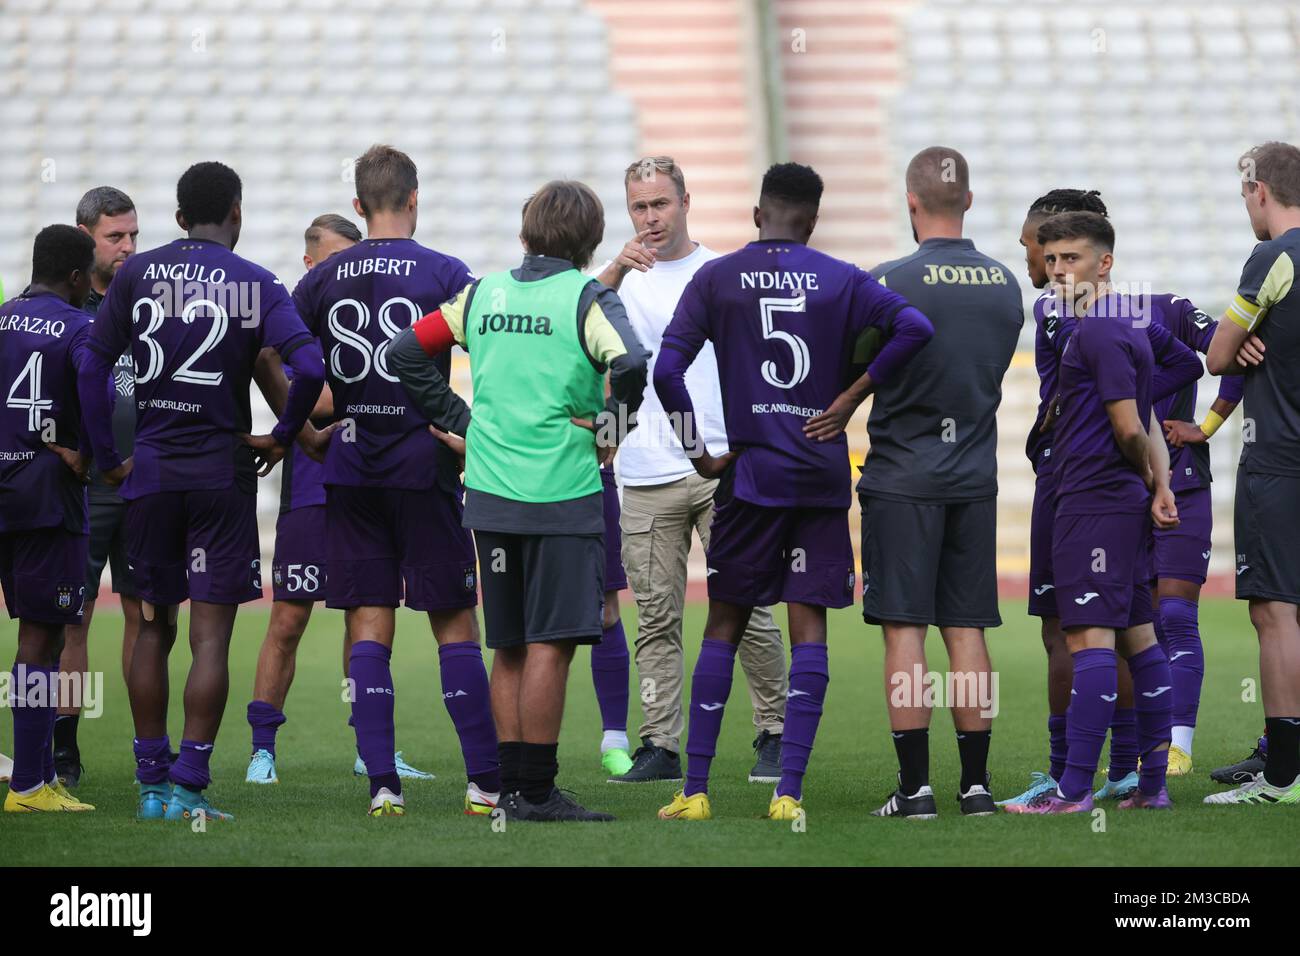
[860,494,1001,628]
[86,499,138,598]
[473,530,604,649]
[1234,468,1300,604]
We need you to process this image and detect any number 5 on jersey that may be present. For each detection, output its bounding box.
[759,294,809,389]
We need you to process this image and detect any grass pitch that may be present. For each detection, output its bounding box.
[2,599,1294,866]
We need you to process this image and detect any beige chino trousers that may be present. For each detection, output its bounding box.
[620,472,787,752]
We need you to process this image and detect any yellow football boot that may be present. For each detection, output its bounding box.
[765,793,804,821]
[49,780,95,810]
[1166,744,1193,777]
[5,784,87,812]
[658,790,712,820]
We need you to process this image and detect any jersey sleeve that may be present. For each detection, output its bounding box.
[439,254,474,293]
[257,278,314,355]
[257,277,324,445]
[1172,296,1217,353]
[654,272,712,455]
[853,267,910,335]
[1052,309,1079,359]
[1229,240,1296,332]
[861,270,933,385]
[87,265,133,361]
[1147,321,1204,401]
[76,319,123,472]
[428,283,475,349]
[289,271,319,336]
[659,270,711,362]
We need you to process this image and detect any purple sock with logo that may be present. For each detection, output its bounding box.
[438,642,500,792]
[350,640,398,797]
[9,664,51,793]
[684,639,737,797]
[777,643,829,800]
[1127,644,1173,795]
[1108,708,1138,780]
[591,620,630,733]
[247,700,286,757]
[133,735,172,785]
[1059,648,1117,801]
[170,739,215,791]
[1159,597,1203,730]
[1048,714,1068,781]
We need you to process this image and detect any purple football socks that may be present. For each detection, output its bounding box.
[684,639,737,797]
[247,700,286,757]
[40,666,57,785]
[349,640,399,797]
[591,619,630,733]
[170,738,215,791]
[133,735,172,785]
[1159,597,1203,732]
[777,642,829,800]
[9,665,51,793]
[1108,707,1138,780]
[1127,644,1173,796]
[1059,648,1117,801]
[438,642,500,792]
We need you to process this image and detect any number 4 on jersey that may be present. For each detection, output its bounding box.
[6,352,52,431]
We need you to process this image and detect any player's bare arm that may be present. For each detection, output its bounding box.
[428,425,465,473]
[250,346,336,463]
[1206,312,1257,374]
[1104,397,1151,488]
[1147,411,1179,530]
[1164,395,1241,447]
[44,441,90,483]
[253,347,289,414]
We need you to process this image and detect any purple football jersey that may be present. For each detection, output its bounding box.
[292,238,471,489]
[659,240,919,509]
[278,365,327,513]
[1026,291,1065,476]
[1054,294,1198,514]
[1048,291,1241,494]
[1145,293,1242,492]
[280,438,327,512]
[86,238,317,498]
[0,292,93,533]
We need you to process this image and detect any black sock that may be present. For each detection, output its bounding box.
[956,730,991,792]
[53,714,79,752]
[518,742,558,804]
[370,773,401,799]
[498,741,522,795]
[892,728,929,795]
[1263,717,1300,787]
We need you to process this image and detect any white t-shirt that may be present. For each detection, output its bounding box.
[606,242,729,486]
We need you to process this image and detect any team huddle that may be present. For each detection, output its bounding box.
[2,139,1299,825]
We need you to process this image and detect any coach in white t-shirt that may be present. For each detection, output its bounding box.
[598,156,787,784]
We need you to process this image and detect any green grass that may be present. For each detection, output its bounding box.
[2,599,1295,866]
